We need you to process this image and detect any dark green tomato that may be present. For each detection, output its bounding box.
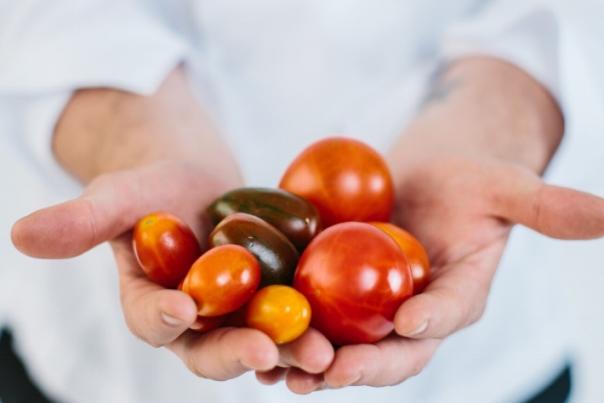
[207,187,321,251]
[209,213,300,286]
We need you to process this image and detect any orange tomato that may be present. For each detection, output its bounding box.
[279,137,394,227]
[133,212,201,288]
[371,222,431,293]
[246,285,311,344]
[182,245,260,317]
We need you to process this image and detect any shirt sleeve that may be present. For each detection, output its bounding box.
[440,0,563,104]
[0,0,190,179]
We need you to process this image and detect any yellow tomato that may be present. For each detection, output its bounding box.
[246,285,311,344]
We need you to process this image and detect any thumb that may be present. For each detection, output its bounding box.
[11,171,145,259]
[493,167,604,239]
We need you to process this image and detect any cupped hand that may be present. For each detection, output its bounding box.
[279,153,604,393]
[11,160,334,381]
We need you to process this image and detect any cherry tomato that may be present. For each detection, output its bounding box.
[133,212,201,288]
[294,222,412,345]
[209,213,299,286]
[246,285,311,344]
[207,187,321,251]
[371,222,431,293]
[182,245,260,317]
[279,137,394,227]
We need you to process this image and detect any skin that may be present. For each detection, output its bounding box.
[10,67,334,382]
[10,58,604,393]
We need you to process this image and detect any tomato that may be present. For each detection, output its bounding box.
[279,137,394,227]
[294,222,412,345]
[371,222,431,293]
[182,245,260,317]
[209,213,299,286]
[133,212,201,288]
[190,316,224,333]
[246,285,311,344]
[207,187,321,251]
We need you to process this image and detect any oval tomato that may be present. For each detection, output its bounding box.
[209,213,299,286]
[246,285,311,344]
[182,245,260,317]
[207,187,321,251]
[133,212,201,288]
[294,222,412,345]
[371,222,431,293]
[279,137,394,227]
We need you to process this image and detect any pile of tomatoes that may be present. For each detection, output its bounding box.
[133,137,430,346]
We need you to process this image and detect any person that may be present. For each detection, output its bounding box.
[2,0,604,402]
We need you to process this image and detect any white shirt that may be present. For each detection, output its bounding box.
[1,1,603,402]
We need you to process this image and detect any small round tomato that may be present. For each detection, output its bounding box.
[294,222,412,345]
[182,245,260,317]
[133,212,201,288]
[246,285,311,344]
[279,137,394,227]
[371,222,431,293]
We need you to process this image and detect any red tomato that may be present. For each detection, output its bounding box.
[279,137,394,227]
[133,212,201,288]
[294,222,412,345]
[246,285,311,344]
[371,222,431,293]
[182,245,260,317]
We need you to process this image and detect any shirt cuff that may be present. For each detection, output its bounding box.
[441,3,562,107]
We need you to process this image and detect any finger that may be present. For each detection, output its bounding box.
[285,368,324,394]
[493,168,604,239]
[394,240,503,339]
[256,368,287,385]
[324,336,440,388]
[11,161,215,258]
[112,237,197,346]
[169,327,279,381]
[277,328,334,374]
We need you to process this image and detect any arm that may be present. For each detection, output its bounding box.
[12,67,334,381]
[277,57,604,393]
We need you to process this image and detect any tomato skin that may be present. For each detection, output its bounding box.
[207,187,321,251]
[371,222,431,293]
[182,245,260,317]
[132,212,201,288]
[209,213,299,286]
[246,285,311,344]
[279,137,394,227]
[294,222,412,345]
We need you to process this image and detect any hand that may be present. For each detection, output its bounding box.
[265,57,604,393]
[11,65,336,383]
[12,160,335,380]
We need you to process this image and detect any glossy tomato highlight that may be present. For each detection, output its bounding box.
[279,137,394,227]
[133,212,201,288]
[294,222,413,345]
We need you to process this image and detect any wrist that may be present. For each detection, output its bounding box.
[52,67,242,186]
[390,57,563,174]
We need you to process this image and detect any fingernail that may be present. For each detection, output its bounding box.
[161,312,185,327]
[406,320,429,336]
